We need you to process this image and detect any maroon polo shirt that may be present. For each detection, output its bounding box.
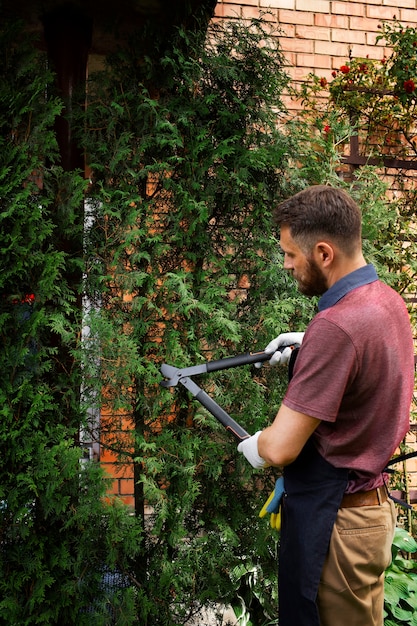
[283,267,414,492]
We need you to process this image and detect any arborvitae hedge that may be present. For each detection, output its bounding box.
[77,16,311,625]
[0,19,141,625]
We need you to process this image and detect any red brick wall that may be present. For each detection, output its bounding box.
[215,1,417,102]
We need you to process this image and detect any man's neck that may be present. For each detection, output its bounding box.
[325,254,367,290]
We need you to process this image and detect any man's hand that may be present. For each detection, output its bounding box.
[263,331,304,366]
[237,431,267,469]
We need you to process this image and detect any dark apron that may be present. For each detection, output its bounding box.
[278,439,349,625]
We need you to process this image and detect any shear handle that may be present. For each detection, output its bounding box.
[206,350,270,372]
[178,375,250,442]
[195,389,250,442]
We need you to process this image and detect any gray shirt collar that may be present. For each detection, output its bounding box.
[318,264,378,312]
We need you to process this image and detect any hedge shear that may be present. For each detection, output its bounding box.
[160,346,299,529]
[160,350,272,442]
[160,345,300,442]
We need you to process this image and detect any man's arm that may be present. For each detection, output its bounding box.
[258,405,321,466]
[238,404,321,469]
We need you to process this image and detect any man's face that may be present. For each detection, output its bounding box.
[279,225,328,297]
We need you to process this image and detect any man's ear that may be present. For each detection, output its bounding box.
[314,241,334,266]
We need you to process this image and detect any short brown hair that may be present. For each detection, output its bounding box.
[273,185,362,256]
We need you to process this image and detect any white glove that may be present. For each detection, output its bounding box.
[237,431,267,469]
[264,332,304,367]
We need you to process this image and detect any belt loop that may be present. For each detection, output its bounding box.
[377,485,388,505]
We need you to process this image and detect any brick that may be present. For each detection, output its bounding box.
[117,495,135,508]
[315,40,350,58]
[214,5,230,17]
[384,0,415,8]
[366,5,399,20]
[279,9,314,25]
[296,53,332,69]
[119,478,135,495]
[279,23,296,37]
[109,479,119,495]
[279,36,314,53]
[332,2,365,17]
[285,65,314,81]
[350,16,384,32]
[406,432,417,444]
[280,93,297,109]
[220,0,259,4]
[332,28,366,44]
[100,448,118,463]
[400,8,417,23]
[102,461,134,478]
[366,30,388,47]
[241,6,263,19]
[282,50,297,66]
[404,457,417,473]
[318,68,342,82]
[102,462,117,476]
[315,13,349,28]
[350,44,386,60]
[261,0,295,7]
[295,25,330,41]
[295,0,330,13]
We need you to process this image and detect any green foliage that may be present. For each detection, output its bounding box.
[384,527,417,626]
[376,21,417,108]
[0,18,141,624]
[230,553,279,626]
[302,21,417,161]
[76,15,308,625]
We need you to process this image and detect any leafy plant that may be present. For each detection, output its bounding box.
[74,13,315,625]
[300,20,417,162]
[230,554,279,626]
[384,527,417,626]
[0,17,142,624]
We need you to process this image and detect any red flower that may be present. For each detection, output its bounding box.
[11,293,35,305]
[340,65,350,74]
[320,77,328,88]
[323,125,331,133]
[331,70,337,78]
[404,79,416,93]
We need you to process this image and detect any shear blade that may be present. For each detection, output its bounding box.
[160,363,178,377]
[160,363,181,387]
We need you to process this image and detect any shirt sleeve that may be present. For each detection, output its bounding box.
[282,317,359,422]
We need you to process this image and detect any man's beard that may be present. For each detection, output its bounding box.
[295,257,328,297]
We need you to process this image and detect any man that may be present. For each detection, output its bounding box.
[238,185,415,626]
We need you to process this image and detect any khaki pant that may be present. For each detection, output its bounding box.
[317,498,396,626]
